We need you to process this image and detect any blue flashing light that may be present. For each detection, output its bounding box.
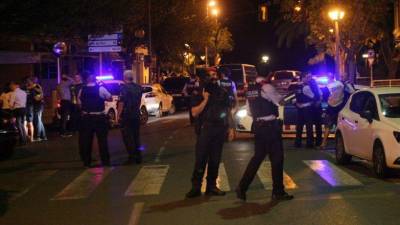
[314,76,329,84]
[96,75,114,81]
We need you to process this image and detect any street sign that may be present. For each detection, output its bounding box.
[88,31,123,53]
[89,46,122,53]
[88,33,122,41]
[88,40,120,47]
[367,49,375,66]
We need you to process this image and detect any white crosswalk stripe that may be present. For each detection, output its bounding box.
[257,161,298,190]
[201,163,231,192]
[52,167,114,200]
[303,160,363,187]
[125,165,169,196]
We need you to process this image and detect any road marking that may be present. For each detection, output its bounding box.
[154,146,166,163]
[52,167,113,200]
[10,170,58,202]
[303,160,362,187]
[125,165,169,196]
[257,161,297,190]
[127,202,144,225]
[201,163,231,192]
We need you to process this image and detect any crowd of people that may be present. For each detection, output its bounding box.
[0,77,47,145]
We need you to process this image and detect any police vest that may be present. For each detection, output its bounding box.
[295,84,314,104]
[80,85,105,113]
[219,78,235,98]
[203,83,230,125]
[246,83,278,119]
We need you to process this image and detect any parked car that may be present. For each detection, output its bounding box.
[142,84,175,117]
[336,87,400,178]
[267,70,302,95]
[0,111,18,159]
[162,76,190,110]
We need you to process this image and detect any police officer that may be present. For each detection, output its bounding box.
[217,68,238,141]
[182,73,201,124]
[308,74,323,147]
[78,74,112,167]
[117,71,143,164]
[185,72,230,198]
[294,74,315,148]
[235,76,293,202]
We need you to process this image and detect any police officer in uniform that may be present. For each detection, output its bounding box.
[78,75,112,167]
[117,71,143,164]
[308,74,323,147]
[183,73,201,124]
[217,68,238,141]
[294,74,315,148]
[186,72,230,198]
[235,76,293,202]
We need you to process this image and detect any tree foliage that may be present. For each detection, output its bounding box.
[277,0,397,77]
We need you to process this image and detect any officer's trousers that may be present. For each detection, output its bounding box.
[78,114,110,166]
[238,120,285,195]
[191,124,227,189]
[312,105,323,146]
[295,106,314,147]
[121,117,141,158]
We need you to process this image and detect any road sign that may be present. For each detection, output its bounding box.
[88,33,122,41]
[89,46,122,53]
[88,40,120,47]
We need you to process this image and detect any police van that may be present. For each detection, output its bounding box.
[218,64,258,98]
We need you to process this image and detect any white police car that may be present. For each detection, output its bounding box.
[100,79,148,126]
[235,94,299,133]
[336,86,400,177]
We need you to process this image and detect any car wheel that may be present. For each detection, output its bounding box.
[373,142,388,178]
[168,103,176,115]
[140,106,149,125]
[335,132,352,165]
[107,109,117,128]
[155,104,163,118]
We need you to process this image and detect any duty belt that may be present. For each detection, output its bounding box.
[82,111,105,115]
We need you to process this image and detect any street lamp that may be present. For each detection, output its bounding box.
[329,8,345,80]
[261,55,270,64]
[211,8,219,17]
[205,0,219,67]
[208,0,216,7]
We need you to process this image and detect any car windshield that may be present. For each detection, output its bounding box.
[274,72,294,80]
[379,94,400,118]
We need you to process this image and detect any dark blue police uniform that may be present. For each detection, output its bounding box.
[79,85,110,167]
[295,84,314,148]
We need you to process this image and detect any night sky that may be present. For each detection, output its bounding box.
[221,0,316,74]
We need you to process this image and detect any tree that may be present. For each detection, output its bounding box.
[277,0,397,79]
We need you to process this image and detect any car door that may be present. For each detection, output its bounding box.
[340,92,367,155]
[356,93,379,160]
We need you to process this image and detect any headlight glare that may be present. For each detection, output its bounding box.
[236,109,247,118]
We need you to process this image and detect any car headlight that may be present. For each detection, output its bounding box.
[236,109,248,118]
[394,131,400,143]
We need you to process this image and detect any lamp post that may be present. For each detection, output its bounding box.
[205,0,218,67]
[328,9,345,80]
[261,55,270,64]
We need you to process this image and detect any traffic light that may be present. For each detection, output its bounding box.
[259,3,268,23]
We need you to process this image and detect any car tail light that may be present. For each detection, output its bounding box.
[394,131,400,143]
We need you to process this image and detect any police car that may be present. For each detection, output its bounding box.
[336,86,400,177]
[235,93,301,134]
[142,84,175,117]
[100,79,148,126]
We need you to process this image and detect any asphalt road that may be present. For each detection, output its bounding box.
[1,112,400,225]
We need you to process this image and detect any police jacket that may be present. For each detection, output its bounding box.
[218,78,235,99]
[295,83,314,108]
[246,83,278,119]
[80,85,105,113]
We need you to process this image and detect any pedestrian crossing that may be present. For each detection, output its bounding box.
[3,160,389,202]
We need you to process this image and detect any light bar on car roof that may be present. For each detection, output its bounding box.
[96,75,114,81]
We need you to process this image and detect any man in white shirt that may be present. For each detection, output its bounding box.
[9,81,28,145]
